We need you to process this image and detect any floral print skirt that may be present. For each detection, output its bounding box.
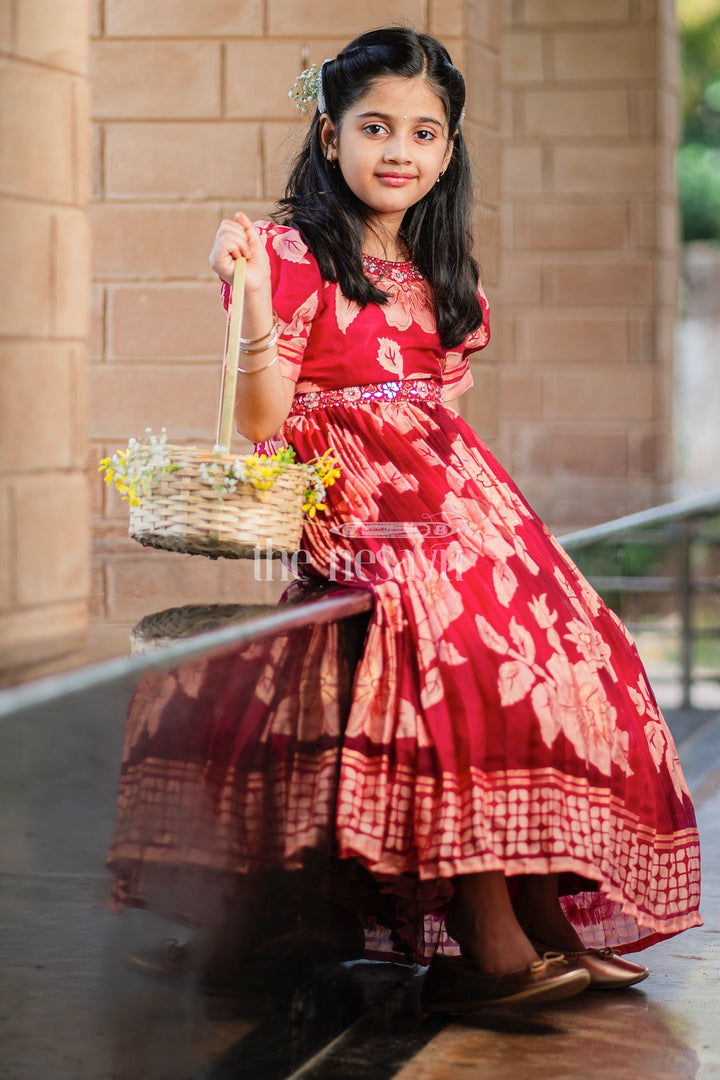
[108,385,702,962]
[282,387,701,955]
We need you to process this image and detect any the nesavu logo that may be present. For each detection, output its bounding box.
[253,518,471,583]
[329,521,458,539]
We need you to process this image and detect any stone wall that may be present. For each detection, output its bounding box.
[498,0,679,528]
[87,1,503,622]
[0,0,91,672]
[0,0,681,652]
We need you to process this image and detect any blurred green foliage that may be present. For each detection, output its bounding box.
[678,144,720,240]
[678,0,720,241]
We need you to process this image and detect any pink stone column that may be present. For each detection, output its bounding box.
[0,0,92,676]
[499,0,680,530]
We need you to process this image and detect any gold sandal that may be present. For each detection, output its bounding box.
[422,950,591,1012]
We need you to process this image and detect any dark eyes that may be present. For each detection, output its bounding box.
[361,123,438,141]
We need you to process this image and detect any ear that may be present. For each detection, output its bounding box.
[318,114,338,161]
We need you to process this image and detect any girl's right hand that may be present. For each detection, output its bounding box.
[209,212,271,296]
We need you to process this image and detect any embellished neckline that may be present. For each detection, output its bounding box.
[361,252,425,283]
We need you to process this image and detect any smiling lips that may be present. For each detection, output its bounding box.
[377,172,416,186]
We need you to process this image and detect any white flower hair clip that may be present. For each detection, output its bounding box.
[289,58,333,114]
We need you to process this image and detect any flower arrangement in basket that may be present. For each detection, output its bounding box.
[99,258,340,560]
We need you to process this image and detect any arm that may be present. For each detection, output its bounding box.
[209,212,295,443]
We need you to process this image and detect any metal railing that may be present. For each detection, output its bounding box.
[559,489,720,709]
[0,586,374,718]
[3,491,719,717]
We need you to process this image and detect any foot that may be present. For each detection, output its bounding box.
[445,873,541,974]
[528,941,650,990]
[123,937,250,997]
[422,951,591,1012]
[445,904,540,974]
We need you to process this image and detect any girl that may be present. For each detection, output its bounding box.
[137,27,703,1012]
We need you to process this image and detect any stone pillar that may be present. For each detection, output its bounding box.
[0,0,91,674]
[460,0,503,439]
[499,0,680,530]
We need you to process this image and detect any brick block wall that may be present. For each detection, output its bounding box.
[88,1,503,621]
[498,0,679,529]
[0,0,91,673]
[0,0,683,660]
[87,0,679,622]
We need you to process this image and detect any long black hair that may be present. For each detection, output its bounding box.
[275,27,484,350]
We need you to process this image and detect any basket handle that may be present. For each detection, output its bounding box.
[215,256,246,452]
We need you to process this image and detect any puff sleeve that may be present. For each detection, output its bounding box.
[220,221,325,384]
[440,283,491,402]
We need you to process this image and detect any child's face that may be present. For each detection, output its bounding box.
[322,75,454,236]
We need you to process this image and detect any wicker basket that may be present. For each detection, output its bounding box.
[130,602,277,653]
[126,257,308,559]
[129,447,306,559]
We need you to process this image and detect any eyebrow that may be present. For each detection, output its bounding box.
[356,110,445,127]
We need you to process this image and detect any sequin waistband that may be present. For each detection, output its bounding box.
[289,378,442,415]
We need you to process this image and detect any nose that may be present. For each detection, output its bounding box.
[384,131,412,163]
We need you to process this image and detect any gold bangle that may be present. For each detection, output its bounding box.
[239,312,279,353]
[237,350,279,375]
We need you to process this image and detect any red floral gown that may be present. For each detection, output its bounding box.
[108,222,701,960]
